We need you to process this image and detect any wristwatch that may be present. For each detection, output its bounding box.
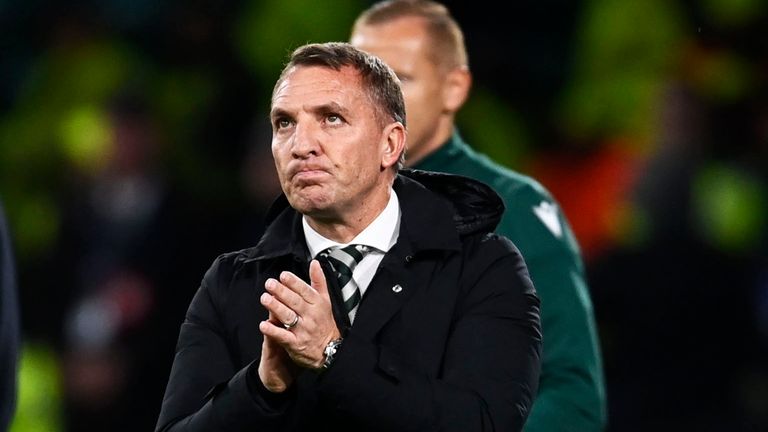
[322,338,343,370]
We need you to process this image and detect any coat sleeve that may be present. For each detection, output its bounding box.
[499,183,607,432]
[155,255,293,432]
[315,236,542,431]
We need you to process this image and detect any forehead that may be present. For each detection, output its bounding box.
[351,17,434,67]
[272,65,368,112]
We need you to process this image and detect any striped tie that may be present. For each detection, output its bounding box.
[319,244,370,324]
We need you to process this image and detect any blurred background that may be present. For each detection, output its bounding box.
[1,0,766,430]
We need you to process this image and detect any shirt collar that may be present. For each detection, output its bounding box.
[303,189,401,259]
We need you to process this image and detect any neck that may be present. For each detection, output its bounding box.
[405,117,454,167]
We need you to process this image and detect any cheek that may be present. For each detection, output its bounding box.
[402,89,419,115]
[363,149,386,175]
[271,149,289,181]
[404,88,434,119]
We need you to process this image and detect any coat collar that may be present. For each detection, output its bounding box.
[246,171,478,263]
[245,193,307,262]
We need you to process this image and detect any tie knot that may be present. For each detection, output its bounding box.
[319,244,371,269]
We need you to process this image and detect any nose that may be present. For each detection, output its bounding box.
[291,121,321,159]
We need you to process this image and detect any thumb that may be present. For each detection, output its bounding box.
[309,259,328,296]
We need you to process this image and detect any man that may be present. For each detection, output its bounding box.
[156,42,541,431]
[349,1,606,431]
[1,198,20,431]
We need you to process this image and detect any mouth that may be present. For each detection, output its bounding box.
[291,167,329,183]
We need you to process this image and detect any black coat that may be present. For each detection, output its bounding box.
[156,170,542,432]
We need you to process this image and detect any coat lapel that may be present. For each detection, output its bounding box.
[349,174,463,340]
[351,239,419,340]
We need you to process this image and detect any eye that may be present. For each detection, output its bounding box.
[326,114,343,125]
[274,117,293,130]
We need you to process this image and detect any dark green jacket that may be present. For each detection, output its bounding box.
[415,131,606,432]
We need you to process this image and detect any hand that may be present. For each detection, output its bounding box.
[258,309,298,393]
[259,260,341,371]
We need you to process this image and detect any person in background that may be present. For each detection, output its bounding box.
[156,42,542,431]
[350,1,606,430]
[47,91,224,432]
[0,198,20,431]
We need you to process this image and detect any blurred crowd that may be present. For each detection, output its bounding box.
[0,0,766,431]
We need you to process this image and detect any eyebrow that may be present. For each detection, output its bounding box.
[310,102,348,117]
[270,107,291,121]
[271,101,350,120]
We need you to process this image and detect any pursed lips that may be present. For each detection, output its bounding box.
[290,165,330,182]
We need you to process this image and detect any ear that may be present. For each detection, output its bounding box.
[380,121,407,170]
[442,66,472,113]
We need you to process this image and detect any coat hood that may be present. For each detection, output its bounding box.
[262,168,504,237]
[252,168,504,261]
[397,169,504,236]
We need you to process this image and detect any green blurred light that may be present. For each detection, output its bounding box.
[12,195,60,260]
[43,40,139,108]
[693,164,766,252]
[10,342,64,432]
[234,0,363,94]
[458,85,530,169]
[58,105,112,173]
[559,0,684,142]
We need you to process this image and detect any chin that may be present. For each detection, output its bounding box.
[287,193,333,216]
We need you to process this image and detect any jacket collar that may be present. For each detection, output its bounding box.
[393,172,461,253]
[246,194,308,262]
[246,168,503,262]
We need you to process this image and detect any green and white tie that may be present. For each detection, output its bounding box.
[319,244,370,324]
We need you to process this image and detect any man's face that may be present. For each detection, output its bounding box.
[351,16,450,164]
[270,65,395,220]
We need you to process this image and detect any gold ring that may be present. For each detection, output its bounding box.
[283,314,299,329]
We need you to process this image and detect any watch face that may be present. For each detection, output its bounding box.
[323,338,343,369]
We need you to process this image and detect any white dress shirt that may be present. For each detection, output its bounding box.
[303,189,400,298]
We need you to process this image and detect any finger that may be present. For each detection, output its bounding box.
[265,277,305,312]
[278,271,318,304]
[259,320,293,345]
[260,291,299,328]
[266,308,281,325]
[309,259,329,298]
[262,294,300,330]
